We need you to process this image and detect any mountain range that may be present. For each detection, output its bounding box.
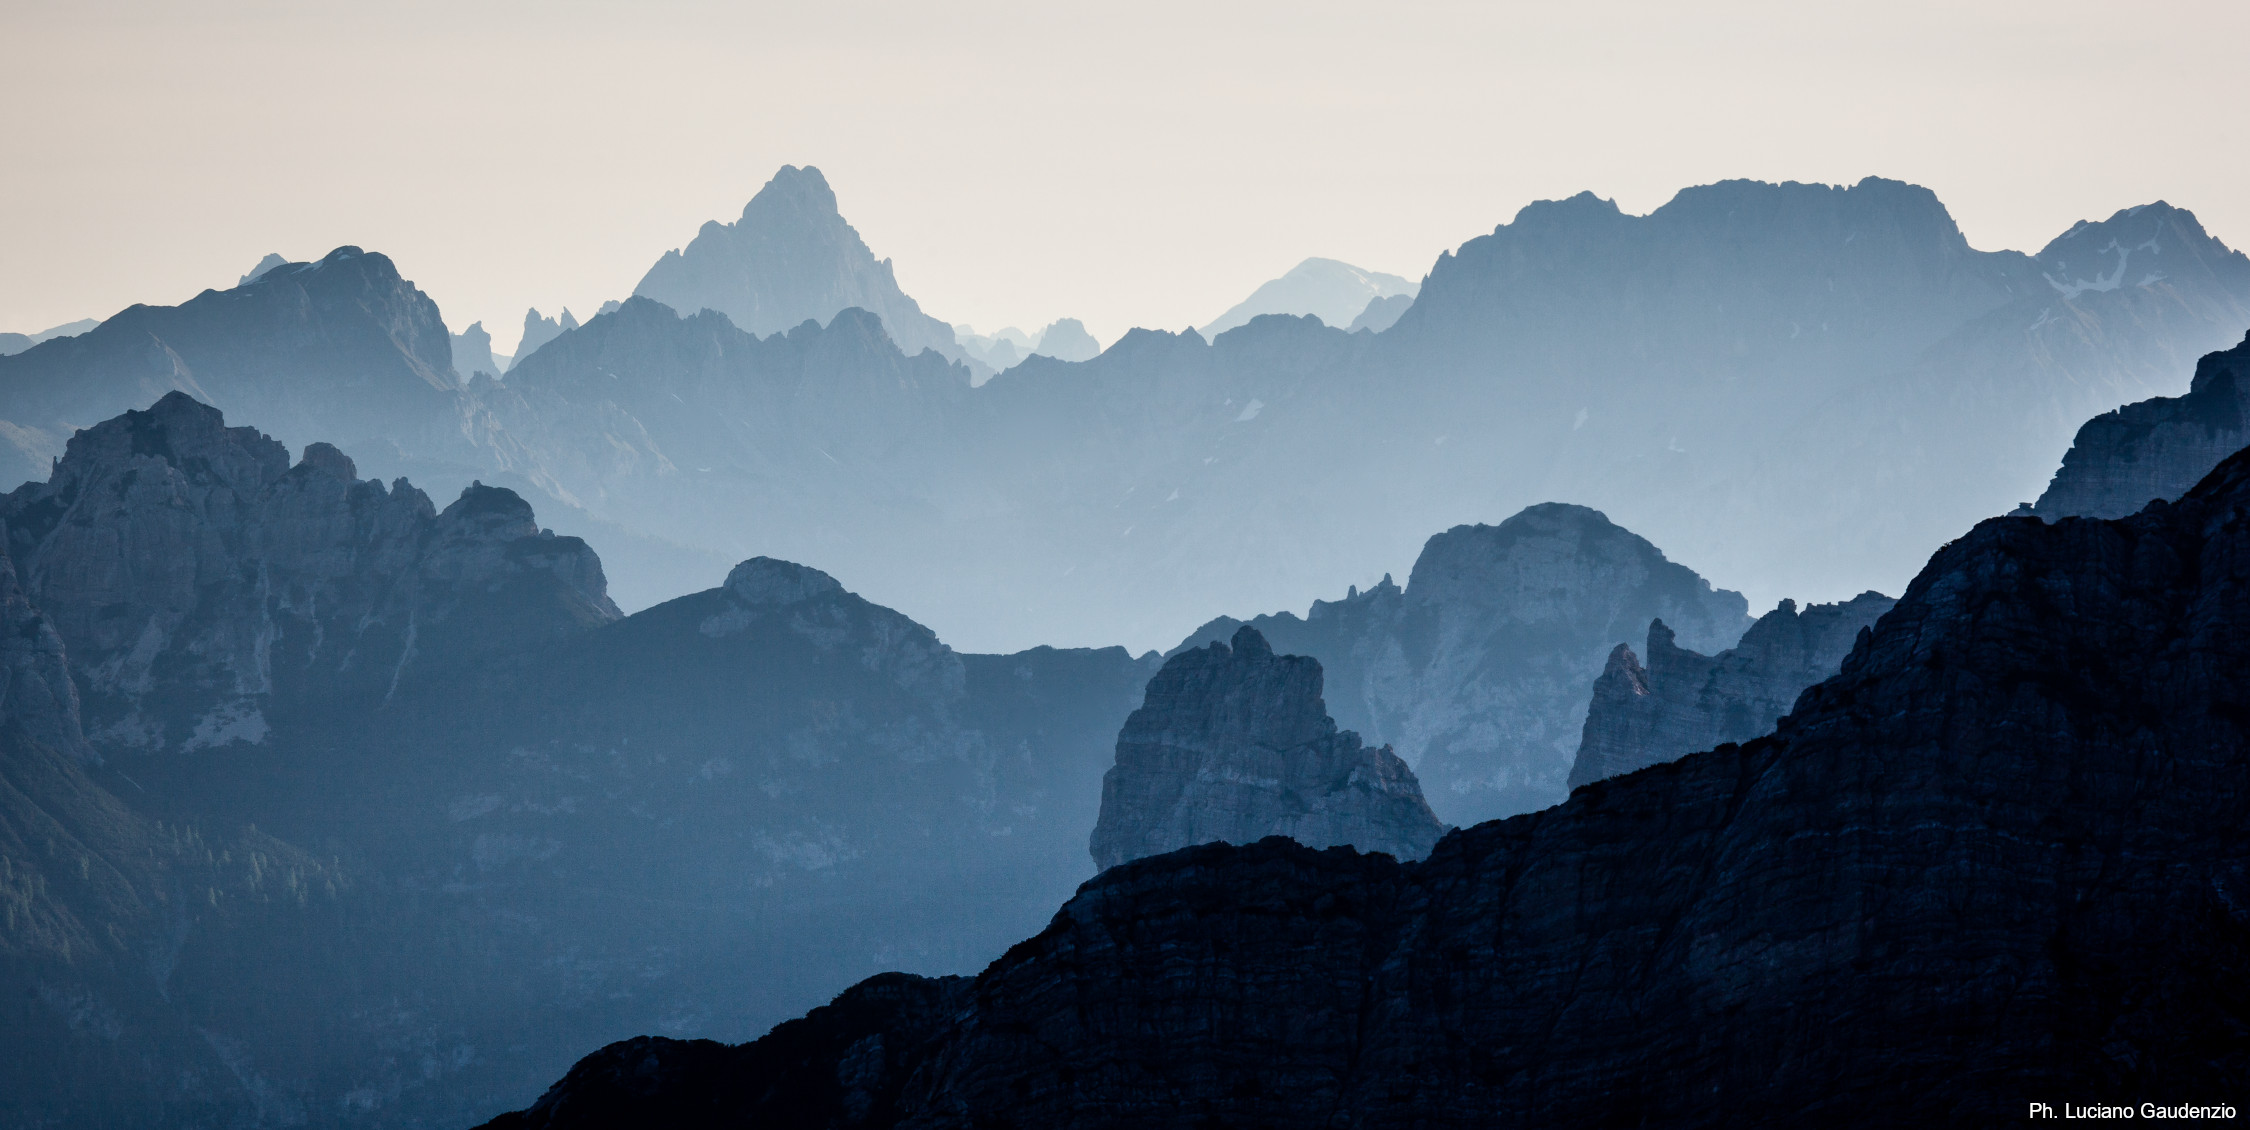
[7,172,2246,658]
[481,382,2250,1129]
[4,163,2250,1124]
[0,394,1158,1127]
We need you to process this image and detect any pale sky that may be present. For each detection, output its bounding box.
[5,0,2247,353]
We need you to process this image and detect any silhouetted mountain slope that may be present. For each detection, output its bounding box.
[1568,591,1894,787]
[2032,330,2250,518]
[489,406,2250,1130]
[0,318,98,358]
[1172,504,1750,823]
[1089,625,1443,870]
[1347,291,1412,332]
[633,165,961,362]
[0,246,460,490]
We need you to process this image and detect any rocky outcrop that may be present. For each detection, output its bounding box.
[0,246,460,489]
[510,306,578,370]
[489,401,2250,1130]
[0,392,618,753]
[2030,330,2250,518]
[1567,591,1894,786]
[454,319,505,380]
[1175,503,1752,824]
[633,165,962,361]
[1088,626,1444,870]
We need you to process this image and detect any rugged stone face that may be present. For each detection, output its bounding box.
[454,319,505,380]
[0,392,619,754]
[2032,331,2250,519]
[1566,591,1895,787]
[1088,625,1444,871]
[633,165,963,361]
[0,398,1165,1129]
[491,437,2250,1129]
[0,246,460,488]
[1176,503,1752,824]
[510,307,579,371]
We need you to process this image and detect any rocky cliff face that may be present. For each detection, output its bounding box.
[1176,503,1752,824]
[1088,626,1444,870]
[2031,331,2250,519]
[633,165,962,361]
[0,246,460,489]
[1567,591,1894,787]
[0,392,618,755]
[488,401,2250,1130]
[0,397,1166,1128]
[453,319,504,380]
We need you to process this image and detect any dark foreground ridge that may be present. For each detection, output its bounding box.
[484,443,2250,1125]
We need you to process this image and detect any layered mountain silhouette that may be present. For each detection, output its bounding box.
[1172,504,1751,824]
[0,396,1160,1127]
[1201,256,1418,336]
[0,246,460,489]
[1568,591,1895,787]
[632,165,962,363]
[482,394,2250,1130]
[10,174,2244,658]
[0,317,99,357]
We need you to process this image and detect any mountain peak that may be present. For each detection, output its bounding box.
[723,556,846,607]
[745,164,840,220]
[633,164,960,358]
[1089,622,1445,870]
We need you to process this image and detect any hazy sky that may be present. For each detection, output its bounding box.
[5,0,2247,352]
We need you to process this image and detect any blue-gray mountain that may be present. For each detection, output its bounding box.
[1172,504,1751,825]
[1566,591,1895,788]
[0,397,1159,1128]
[480,385,2250,1130]
[1088,625,1445,871]
[0,246,460,490]
[1200,256,1417,337]
[632,165,964,365]
[6,176,2244,656]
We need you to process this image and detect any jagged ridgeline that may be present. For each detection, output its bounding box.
[483,402,2250,1130]
[0,395,1155,1128]
[7,174,2247,656]
[1568,591,1897,787]
[1172,504,1753,825]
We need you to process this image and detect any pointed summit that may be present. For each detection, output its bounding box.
[631,164,961,360]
